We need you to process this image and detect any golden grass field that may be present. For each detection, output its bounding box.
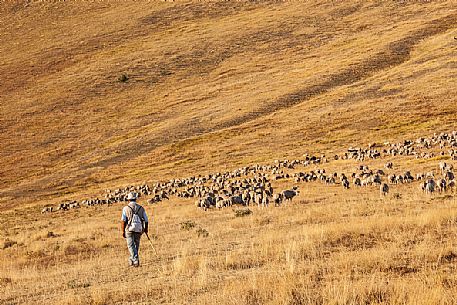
[1,0,457,304]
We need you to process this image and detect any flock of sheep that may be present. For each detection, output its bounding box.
[41,131,457,214]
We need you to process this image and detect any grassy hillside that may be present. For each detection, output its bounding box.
[1,1,457,304]
[2,167,457,304]
[1,1,456,208]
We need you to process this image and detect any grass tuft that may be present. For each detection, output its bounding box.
[234,208,252,217]
[2,239,17,250]
[117,73,129,83]
[196,227,209,238]
[67,279,91,289]
[180,220,196,231]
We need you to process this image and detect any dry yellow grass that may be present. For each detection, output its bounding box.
[2,177,457,304]
[1,1,457,304]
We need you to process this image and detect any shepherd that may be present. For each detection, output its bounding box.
[121,192,149,267]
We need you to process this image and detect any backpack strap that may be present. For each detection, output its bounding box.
[128,205,138,215]
[137,206,145,222]
[126,206,134,227]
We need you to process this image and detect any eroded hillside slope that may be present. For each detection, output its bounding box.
[1,1,456,208]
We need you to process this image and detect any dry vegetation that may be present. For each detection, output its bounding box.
[1,0,457,304]
[2,178,457,304]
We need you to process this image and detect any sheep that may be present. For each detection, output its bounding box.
[254,192,263,206]
[273,193,284,206]
[265,184,273,197]
[192,197,201,207]
[384,162,393,169]
[261,195,269,208]
[57,203,70,211]
[195,196,213,210]
[342,179,350,189]
[445,171,455,181]
[282,189,298,202]
[404,171,414,183]
[69,202,80,209]
[231,195,244,206]
[241,191,251,206]
[416,173,425,180]
[360,178,370,187]
[200,197,214,210]
[41,206,53,214]
[326,177,336,185]
[48,129,457,213]
[148,194,168,204]
[424,179,436,194]
[373,174,382,185]
[216,196,231,209]
[420,181,427,192]
[448,180,456,192]
[353,177,361,187]
[376,169,386,176]
[380,183,389,196]
[440,162,453,173]
[388,174,396,184]
[437,179,447,193]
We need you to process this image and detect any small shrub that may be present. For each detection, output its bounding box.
[0,277,12,287]
[47,231,57,238]
[440,251,457,264]
[234,208,252,217]
[288,288,307,305]
[63,240,94,256]
[26,250,48,260]
[2,239,17,249]
[118,74,129,83]
[244,289,263,305]
[432,194,453,201]
[180,220,196,231]
[255,217,271,225]
[392,193,402,200]
[67,279,91,289]
[147,234,158,240]
[226,258,264,271]
[196,227,209,238]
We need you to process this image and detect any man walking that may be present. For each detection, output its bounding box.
[121,192,149,267]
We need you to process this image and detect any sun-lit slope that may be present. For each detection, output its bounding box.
[0,1,456,208]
